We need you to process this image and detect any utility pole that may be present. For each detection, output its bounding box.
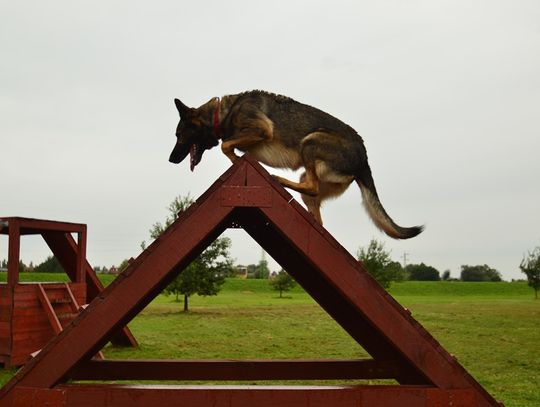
[402,252,410,269]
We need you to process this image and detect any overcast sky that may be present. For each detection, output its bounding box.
[1,1,539,281]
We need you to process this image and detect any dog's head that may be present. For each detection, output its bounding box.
[169,97,220,171]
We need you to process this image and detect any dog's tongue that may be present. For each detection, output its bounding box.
[189,144,196,172]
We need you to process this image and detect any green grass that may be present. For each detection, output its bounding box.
[0,277,538,406]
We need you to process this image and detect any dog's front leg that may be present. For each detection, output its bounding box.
[221,140,242,163]
[221,126,273,164]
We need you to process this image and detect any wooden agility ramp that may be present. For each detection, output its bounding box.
[0,156,502,406]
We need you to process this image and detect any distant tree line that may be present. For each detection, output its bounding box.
[356,239,505,289]
[0,257,60,273]
[5,236,538,300]
[460,264,501,282]
[0,256,117,275]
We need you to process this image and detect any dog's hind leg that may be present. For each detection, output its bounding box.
[300,174,351,225]
[301,193,323,224]
[299,171,323,224]
[271,130,326,196]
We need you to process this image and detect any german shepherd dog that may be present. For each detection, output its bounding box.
[169,90,423,239]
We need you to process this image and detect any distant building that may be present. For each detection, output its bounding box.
[234,265,248,279]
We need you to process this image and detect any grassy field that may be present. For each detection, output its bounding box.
[0,275,538,406]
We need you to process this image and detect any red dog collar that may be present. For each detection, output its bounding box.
[213,98,221,139]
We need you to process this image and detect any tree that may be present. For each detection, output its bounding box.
[117,259,130,273]
[406,263,440,281]
[520,247,540,299]
[148,195,233,311]
[34,256,64,273]
[460,265,502,282]
[270,270,296,298]
[441,270,451,281]
[162,238,230,311]
[357,239,404,289]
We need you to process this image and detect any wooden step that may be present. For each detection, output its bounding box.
[57,313,78,320]
[49,297,71,304]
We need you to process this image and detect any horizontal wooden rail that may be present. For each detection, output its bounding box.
[13,384,477,407]
[71,359,401,381]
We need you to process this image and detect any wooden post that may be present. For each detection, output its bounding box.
[7,219,20,287]
[75,227,87,284]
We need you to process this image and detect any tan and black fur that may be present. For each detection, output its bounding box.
[169,90,423,239]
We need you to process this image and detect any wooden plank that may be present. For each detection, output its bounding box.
[12,335,53,352]
[13,306,49,319]
[9,385,482,407]
[12,386,66,407]
[1,217,86,235]
[7,220,20,287]
[0,311,10,322]
[11,321,52,334]
[0,339,10,354]
[35,285,62,335]
[5,354,29,368]
[75,229,87,284]
[12,284,84,302]
[220,186,273,207]
[0,298,12,307]
[64,284,80,312]
[70,359,400,381]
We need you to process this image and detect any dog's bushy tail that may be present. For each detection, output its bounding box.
[356,167,423,239]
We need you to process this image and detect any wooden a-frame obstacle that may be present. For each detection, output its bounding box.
[0,156,502,406]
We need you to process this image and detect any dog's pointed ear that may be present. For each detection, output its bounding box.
[174,98,190,117]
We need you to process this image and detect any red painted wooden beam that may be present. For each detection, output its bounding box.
[0,217,86,235]
[13,385,481,407]
[70,359,400,381]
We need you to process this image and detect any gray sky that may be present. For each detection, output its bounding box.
[1,1,539,280]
